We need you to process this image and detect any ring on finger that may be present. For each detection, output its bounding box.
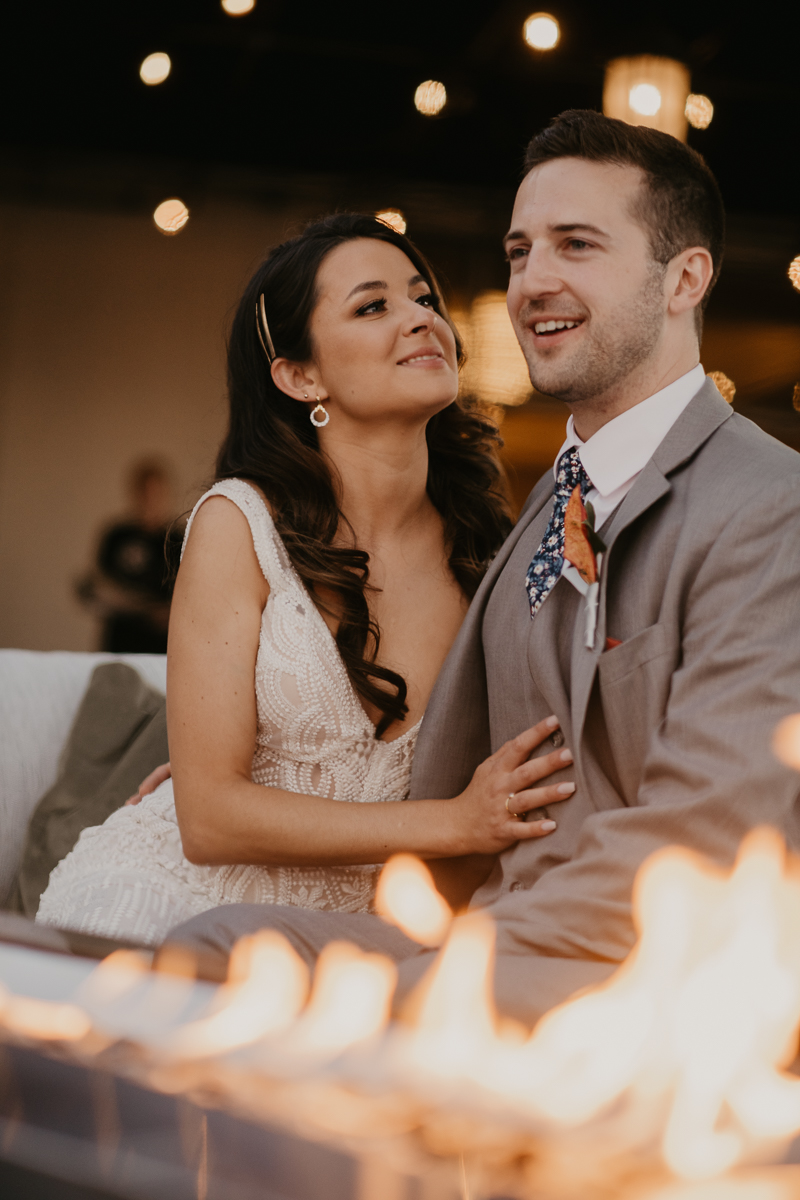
[505,793,523,820]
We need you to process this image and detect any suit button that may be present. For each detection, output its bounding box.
[509,881,525,892]
[551,729,565,748]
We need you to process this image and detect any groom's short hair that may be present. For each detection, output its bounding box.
[524,110,725,316]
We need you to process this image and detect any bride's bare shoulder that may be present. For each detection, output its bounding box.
[180,493,268,597]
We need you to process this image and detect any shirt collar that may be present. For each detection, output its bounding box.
[554,364,706,497]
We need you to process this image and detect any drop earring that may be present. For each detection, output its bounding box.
[310,394,330,428]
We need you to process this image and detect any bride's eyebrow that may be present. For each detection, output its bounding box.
[344,273,427,303]
[345,279,387,301]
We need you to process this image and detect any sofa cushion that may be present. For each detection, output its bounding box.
[0,650,167,905]
[11,663,169,917]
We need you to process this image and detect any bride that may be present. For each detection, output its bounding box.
[37,213,575,946]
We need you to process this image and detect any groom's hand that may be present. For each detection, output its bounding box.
[455,717,575,854]
[125,762,172,807]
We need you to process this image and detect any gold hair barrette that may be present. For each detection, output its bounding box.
[255,293,276,363]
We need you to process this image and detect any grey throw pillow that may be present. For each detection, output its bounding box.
[10,662,169,917]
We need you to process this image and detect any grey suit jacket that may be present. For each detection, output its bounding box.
[404,379,800,1023]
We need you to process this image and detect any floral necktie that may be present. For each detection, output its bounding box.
[525,446,594,619]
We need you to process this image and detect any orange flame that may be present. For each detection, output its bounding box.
[0,984,91,1041]
[289,941,397,1056]
[376,854,452,946]
[169,932,308,1058]
[8,827,800,1191]
[772,716,800,772]
[79,949,151,1006]
[408,829,800,1182]
[403,911,499,1079]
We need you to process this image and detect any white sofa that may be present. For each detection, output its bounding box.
[0,650,167,908]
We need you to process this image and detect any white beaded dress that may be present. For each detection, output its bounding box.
[37,480,420,946]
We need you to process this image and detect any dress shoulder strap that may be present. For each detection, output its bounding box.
[182,479,295,592]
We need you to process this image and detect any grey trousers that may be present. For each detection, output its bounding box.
[165,904,616,1029]
[168,904,424,974]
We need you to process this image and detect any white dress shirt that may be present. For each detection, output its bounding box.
[555,363,706,528]
[553,363,706,592]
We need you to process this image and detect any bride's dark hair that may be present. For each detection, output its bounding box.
[217,213,512,736]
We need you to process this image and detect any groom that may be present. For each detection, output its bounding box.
[168,110,800,1025]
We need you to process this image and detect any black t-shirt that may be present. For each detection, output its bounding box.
[97,523,177,602]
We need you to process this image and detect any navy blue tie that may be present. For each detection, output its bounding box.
[525,446,593,619]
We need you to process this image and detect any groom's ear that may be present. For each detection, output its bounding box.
[270,359,328,405]
[666,246,715,318]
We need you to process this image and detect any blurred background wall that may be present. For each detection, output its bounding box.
[0,196,273,650]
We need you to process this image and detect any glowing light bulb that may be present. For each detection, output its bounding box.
[414,80,447,116]
[153,199,189,236]
[629,83,662,116]
[222,0,255,12]
[139,53,171,86]
[604,56,690,140]
[375,209,407,235]
[706,371,735,404]
[523,13,560,50]
[685,93,714,129]
[789,256,800,293]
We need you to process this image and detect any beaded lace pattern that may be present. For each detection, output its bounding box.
[37,480,420,946]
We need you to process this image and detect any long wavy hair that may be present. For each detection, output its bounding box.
[217,213,512,736]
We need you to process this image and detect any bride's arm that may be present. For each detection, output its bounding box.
[168,497,574,868]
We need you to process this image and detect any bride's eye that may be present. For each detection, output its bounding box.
[414,293,439,309]
[355,297,386,316]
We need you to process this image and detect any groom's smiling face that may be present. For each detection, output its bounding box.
[504,157,668,407]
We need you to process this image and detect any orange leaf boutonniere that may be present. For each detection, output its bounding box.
[563,486,607,650]
[564,486,605,582]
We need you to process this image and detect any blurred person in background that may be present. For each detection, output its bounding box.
[76,458,181,654]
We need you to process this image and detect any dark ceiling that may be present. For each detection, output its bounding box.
[3,0,799,216]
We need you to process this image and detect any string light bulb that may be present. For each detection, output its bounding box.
[414,80,447,116]
[221,0,255,13]
[139,53,171,86]
[685,93,714,129]
[375,210,407,235]
[153,199,190,236]
[707,370,735,404]
[629,82,662,116]
[523,13,560,50]
[788,256,800,292]
[603,57,690,140]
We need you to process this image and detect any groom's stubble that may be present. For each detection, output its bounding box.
[514,260,667,408]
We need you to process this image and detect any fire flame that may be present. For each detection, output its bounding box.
[288,941,396,1056]
[78,949,151,1005]
[395,829,800,1182]
[375,854,453,946]
[773,716,800,772]
[6,830,800,1189]
[402,910,500,1078]
[169,931,308,1058]
[530,829,800,1178]
[0,981,91,1041]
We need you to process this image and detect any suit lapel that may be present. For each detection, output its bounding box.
[570,380,734,756]
[409,471,556,798]
[469,471,556,617]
